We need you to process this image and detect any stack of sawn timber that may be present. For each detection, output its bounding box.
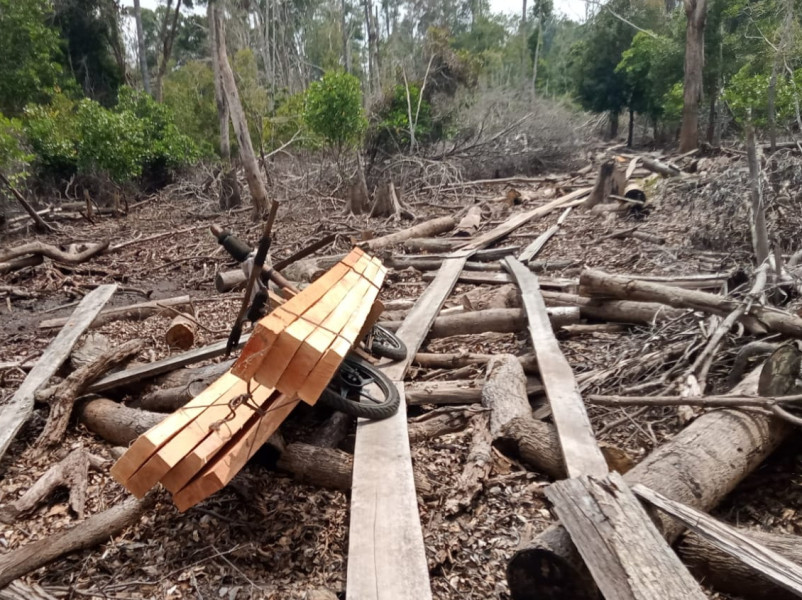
[110,247,386,512]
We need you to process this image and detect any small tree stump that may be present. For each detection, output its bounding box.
[166,313,197,350]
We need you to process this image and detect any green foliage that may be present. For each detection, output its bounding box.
[0,0,65,116]
[23,86,198,183]
[723,66,801,125]
[304,71,367,151]
[270,91,313,148]
[0,115,34,186]
[373,84,433,151]
[163,61,217,157]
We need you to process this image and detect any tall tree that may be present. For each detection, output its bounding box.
[212,4,270,216]
[133,0,151,95]
[155,0,183,102]
[679,0,707,151]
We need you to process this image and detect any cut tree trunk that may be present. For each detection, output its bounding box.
[679,528,802,600]
[506,359,795,600]
[0,496,152,588]
[584,161,625,209]
[78,398,165,445]
[579,269,802,337]
[165,313,197,350]
[39,296,192,330]
[380,307,579,338]
[216,269,247,292]
[361,216,457,251]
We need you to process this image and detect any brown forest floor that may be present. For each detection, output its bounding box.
[1,147,801,599]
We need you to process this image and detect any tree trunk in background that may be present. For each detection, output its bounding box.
[767,60,779,152]
[627,107,634,147]
[746,124,770,266]
[364,0,379,97]
[679,0,707,152]
[155,0,183,102]
[609,111,619,139]
[134,0,151,95]
[520,0,527,83]
[531,20,541,97]
[208,2,241,210]
[213,6,270,217]
[341,0,351,73]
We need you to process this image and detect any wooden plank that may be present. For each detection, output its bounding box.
[89,334,251,393]
[546,473,707,600]
[109,373,242,490]
[633,484,802,597]
[124,378,275,497]
[160,388,280,493]
[0,284,117,462]
[348,384,432,600]
[504,257,607,477]
[421,271,577,288]
[461,188,590,251]
[172,394,300,512]
[518,206,572,263]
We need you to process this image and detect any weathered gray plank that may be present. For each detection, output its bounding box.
[633,484,802,597]
[0,284,117,461]
[546,473,707,600]
[504,257,607,477]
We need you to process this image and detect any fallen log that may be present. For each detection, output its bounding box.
[413,352,538,375]
[215,269,247,292]
[0,172,57,233]
[408,411,472,443]
[406,378,543,405]
[138,380,208,412]
[459,284,520,311]
[580,269,802,337]
[361,216,457,251]
[403,238,464,252]
[453,205,482,237]
[33,339,143,450]
[78,398,164,445]
[0,255,43,275]
[39,295,192,330]
[0,496,152,588]
[276,443,434,499]
[542,290,686,325]
[641,156,681,177]
[380,307,579,338]
[506,348,797,600]
[154,358,234,389]
[422,270,577,289]
[0,285,117,463]
[679,528,802,600]
[165,313,197,350]
[0,240,108,264]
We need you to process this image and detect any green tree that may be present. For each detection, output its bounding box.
[304,70,367,155]
[0,0,65,116]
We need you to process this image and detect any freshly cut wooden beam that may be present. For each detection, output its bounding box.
[0,284,116,462]
[461,187,591,250]
[634,484,802,598]
[361,216,457,251]
[381,306,579,338]
[38,295,190,330]
[518,207,572,263]
[504,257,607,478]
[580,268,802,337]
[546,473,707,600]
[172,394,300,512]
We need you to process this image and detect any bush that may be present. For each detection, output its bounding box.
[304,71,367,152]
[0,114,33,186]
[723,66,800,127]
[76,98,146,182]
[373,84,433,151]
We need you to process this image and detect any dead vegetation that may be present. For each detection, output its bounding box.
[0,139,801,599]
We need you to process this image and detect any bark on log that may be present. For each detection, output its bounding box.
[165,313,197,350]
[678,528,802,600]
[153,358,234,390]
[408,411,472,444]
[413,352,538,375]
[276,443,433,498]
[215,269,247,292]
[459,284,520,311]
[580,269,802,336]
[445,411,492,514]
[454,205,482,237]
[139,380,207,412]
[314,412,352,449]
[485,355,532,437]
[0,240,108,265]
[584,160,625,208]
[380,307,579,339]
[406,378,543,406]
[641,157,681,177]
[0,255,43,275]
[542,290,686,325]
[77,398,165,445]
[361,216,457,251]
[39,296,192,330]
[0,496,151,588]
[34,339,144,450]
[402,238,464,252]
[70,333,111,370]
[506,362,795,600]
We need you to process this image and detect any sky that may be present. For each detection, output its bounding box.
[126,0,588,21]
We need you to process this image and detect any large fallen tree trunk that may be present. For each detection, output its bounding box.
[78,398,164,445]
[507,356,796,600]
[361,216,457,251]
[39,296,192,330]
[542,290,687,325]
[580,269,802,337]
[380,307,579,338]
[678,528,802,600]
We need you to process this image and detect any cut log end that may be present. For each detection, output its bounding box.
[507,548,599,600]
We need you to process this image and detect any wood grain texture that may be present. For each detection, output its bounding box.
[0,284,116,462]
[504,257,607,478]
[546,473,706,600]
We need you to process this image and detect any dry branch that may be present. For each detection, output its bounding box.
[39,296,192,330]
[361,216,457,251]
[0,241,108,265]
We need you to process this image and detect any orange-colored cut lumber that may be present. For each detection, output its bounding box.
[276,275,373,396]
[172,394,301,512]
[161,385,280,493]
[110,373,241,487]
[125,378,276,498]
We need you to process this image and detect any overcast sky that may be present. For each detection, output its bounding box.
[124,0,587,21]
